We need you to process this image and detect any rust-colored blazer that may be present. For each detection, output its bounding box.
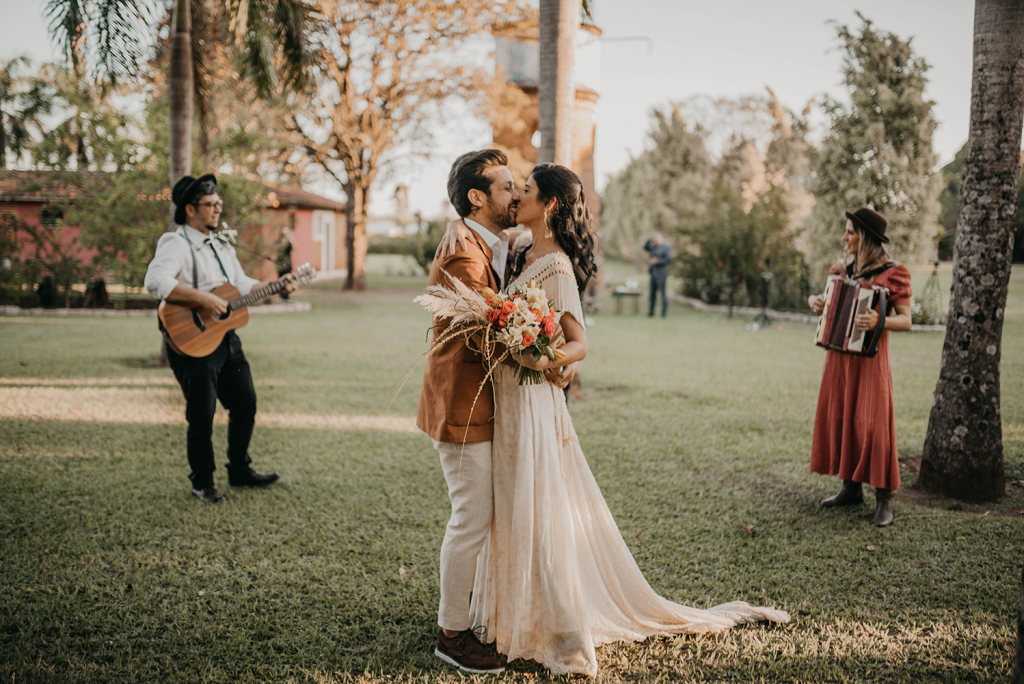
[416,228,501,443]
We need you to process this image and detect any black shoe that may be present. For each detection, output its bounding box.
[228,469,280,487]
[192,486,226,503]
[435,629,505,674]
[821,480,864,507]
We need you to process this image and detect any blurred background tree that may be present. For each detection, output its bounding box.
[30,63,142,172]
[0,56,52,170]
[802,13,942,283]
[601,106,712,262]
[286,0,526,291]
[601,97,810,311]
[679,184,806,312]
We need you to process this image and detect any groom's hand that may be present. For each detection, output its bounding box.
[545,362,578,389]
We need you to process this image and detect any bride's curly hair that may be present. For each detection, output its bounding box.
[531,163,598,292]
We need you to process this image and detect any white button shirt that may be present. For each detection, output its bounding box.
[463,218,509,289]
[145,225,261,301]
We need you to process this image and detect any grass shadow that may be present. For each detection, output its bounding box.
[117,354,164,368]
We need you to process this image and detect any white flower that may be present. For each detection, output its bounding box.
[501,327,524,350]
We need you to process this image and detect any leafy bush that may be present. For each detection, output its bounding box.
[366,219,448,275]
[679,185,810,312]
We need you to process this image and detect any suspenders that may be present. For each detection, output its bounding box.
[177,227,230,288]
[159,229,232,342]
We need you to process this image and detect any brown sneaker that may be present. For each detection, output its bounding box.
[435,628,505,674]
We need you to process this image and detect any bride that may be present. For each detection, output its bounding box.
[444,163,789,676]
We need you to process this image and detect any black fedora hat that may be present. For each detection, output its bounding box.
[845,206,889,244]
[172,174,217,225]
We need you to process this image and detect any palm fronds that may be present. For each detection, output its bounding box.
[228,0,316,96]
[93,0,150,83]
[45,0,86,69]
[45,0,149,82]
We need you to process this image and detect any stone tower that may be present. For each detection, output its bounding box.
[492,21,601,229]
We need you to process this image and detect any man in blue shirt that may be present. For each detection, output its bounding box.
[643,232,673,317]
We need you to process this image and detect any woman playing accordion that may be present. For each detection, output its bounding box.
[807,207,913,527]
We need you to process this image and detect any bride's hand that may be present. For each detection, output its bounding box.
[545,362,578,388]
[512,348,552,372]
[437,219,468,259]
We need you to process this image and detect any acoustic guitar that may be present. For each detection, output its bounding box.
[159,263,316,357]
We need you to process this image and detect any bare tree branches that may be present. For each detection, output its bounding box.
[284,0,526,289]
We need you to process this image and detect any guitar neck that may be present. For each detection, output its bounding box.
[228,280,286,311]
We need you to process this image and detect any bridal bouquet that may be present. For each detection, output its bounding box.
[414,271,565,386]
[480,280,563,385]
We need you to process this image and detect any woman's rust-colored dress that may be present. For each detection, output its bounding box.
[810,264,913,490]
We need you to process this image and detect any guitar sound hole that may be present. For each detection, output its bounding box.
[215,311,230,322]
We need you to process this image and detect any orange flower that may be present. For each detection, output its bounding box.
[498,313,508,328]
[478,286,501,306]
[501,300,516,315]
[521,334,535,347]
[529,308,542,321]
[542,316,555,336]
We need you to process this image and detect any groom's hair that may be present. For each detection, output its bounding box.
[448,149,508,218]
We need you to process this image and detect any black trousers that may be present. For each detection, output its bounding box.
[649,274,668,317]
[167,331,256,489]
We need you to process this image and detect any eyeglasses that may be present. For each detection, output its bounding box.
[195,200,224,210]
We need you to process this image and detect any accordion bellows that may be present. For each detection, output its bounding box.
[814,275,889,357]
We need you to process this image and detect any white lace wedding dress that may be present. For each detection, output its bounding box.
[467,237,790,677]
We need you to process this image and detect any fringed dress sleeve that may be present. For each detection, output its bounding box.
[541,256,586,330]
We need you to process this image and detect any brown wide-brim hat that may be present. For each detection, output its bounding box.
[845,206,889,244]
[172,174,217,225]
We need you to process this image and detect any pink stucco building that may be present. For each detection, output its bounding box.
[0,170,363,287]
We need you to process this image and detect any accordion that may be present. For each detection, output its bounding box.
[814,275,889,357]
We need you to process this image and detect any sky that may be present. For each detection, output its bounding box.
[2,0,976,218]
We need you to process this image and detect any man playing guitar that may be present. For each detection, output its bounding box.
[144,173,297,503]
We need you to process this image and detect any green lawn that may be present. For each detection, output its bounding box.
[1,267,1022,683]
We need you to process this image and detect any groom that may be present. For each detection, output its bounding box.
[417,149,517,674]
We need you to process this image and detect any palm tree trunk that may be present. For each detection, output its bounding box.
[918,0,1024,501]
[1014,564,1023,684]
[537,0,580,167]
[162,0,195,367]
[169,0,193,192]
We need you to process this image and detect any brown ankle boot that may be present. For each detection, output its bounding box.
[873,489,894,526]
[821,480,864,507]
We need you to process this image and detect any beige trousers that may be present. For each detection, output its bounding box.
[434,438,493,632]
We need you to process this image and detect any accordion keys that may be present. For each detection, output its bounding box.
[814,276,889,357]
